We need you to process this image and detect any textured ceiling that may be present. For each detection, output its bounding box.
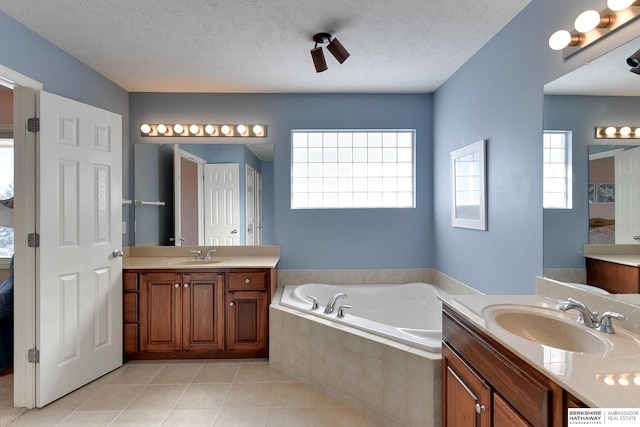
[0,0,531,93]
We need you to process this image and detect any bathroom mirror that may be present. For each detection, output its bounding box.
[133,142,274,246]
[543,35,640,300]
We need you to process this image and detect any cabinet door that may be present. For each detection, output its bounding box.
[182,272,225,352]
[226,291,268,352]
[442,344,491,427]
[494,393,531,427]
[140,272,182,352]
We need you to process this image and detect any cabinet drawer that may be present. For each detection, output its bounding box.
[123,272,138,291]
[123,293,138,323]
[124,323,139,354]
[228,271,267,291]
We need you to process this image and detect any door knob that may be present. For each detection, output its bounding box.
[231,229,238,234]
[633,235,640,240]
[112,249,124,258]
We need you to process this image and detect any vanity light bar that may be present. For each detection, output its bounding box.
[595,126,640,138]
[549,1,640,59]
[140,123,266,137]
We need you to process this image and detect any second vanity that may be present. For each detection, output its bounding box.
[584,244,640,294]
[122,245,279,360]
[441,278,640,426]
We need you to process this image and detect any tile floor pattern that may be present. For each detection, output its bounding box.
[9,360,373,427]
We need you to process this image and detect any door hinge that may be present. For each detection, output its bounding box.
[28,348,40,364]
[27,233,40,248]
[27,117,40,133]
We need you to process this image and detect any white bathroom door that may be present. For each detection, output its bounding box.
[203,163,240,245]
[37,91,123,406]
[615,146,640,244]
[246,165,256,246]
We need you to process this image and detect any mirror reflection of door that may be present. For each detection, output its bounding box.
[204,163,240,245]
[615,146,640,244]
[173,145,205,246]
[246,165,255,245]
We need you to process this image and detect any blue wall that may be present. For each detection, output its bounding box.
[130,93,434,270]
[543,95,640,269]
[432,0,640,294]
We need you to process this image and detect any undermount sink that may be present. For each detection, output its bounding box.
[162,257,227,266]
[482,304,611,354]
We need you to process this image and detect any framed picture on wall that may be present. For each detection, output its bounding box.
[596,183,615,203]
[450,139,487,230]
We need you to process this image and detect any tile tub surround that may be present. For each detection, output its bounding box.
[270,290,442,427]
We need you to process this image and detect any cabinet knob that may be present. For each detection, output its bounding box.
[475,403,486,414]
[184,283,189,288]
[175,283,179,288]
[245,278,251,284]
[229,301,235,307]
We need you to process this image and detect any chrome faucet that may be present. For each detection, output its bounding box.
[190,249,203,260]
[556,298,627,333]
[556,298,599,328]
[324,292,347,314]
[204,249,216,259]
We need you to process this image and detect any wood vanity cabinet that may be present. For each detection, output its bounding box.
[442,305,587,427]
[123,268,273,359]
[586,258,640,294]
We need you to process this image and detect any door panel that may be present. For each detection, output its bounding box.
[615,146,640,243]
[204,163,240,245]
[140,272,181,352]
[182,273,224,351]
[38,91,122,406]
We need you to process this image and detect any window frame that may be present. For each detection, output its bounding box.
[543,130,573,210]
[290,129,416,209]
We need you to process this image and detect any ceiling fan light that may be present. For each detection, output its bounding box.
[607,0,636,11]
[311,47,327,72]
[327,38,350,64]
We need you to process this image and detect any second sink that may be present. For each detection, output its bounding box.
[482,305,611,354]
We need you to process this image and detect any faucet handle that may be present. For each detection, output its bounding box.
[205,249,216,259]
[337,304,352,318]
[190,250,203,259]
[306,295,319,310]
[597,311,626,334]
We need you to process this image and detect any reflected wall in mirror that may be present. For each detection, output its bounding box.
[543,36,640,298]
[134,142,274,246]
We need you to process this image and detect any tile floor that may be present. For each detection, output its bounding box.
[10,359,372,427]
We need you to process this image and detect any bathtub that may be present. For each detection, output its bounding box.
[279,282,449,352]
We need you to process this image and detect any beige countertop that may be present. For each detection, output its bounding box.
[122,245,280,269]
[443,294,640,408]
[585,254,640,267]
[124,255,279,269]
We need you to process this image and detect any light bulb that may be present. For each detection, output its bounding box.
[605,126,617,136]
[604,376,616,386]
[548,30,572,50]
[237,124,247,134]
[253,125,264,135]
[156,124,167,134]
[635,128,640,137]
[575,10,602,33]
[634,375,640,386]
[619,377,630,386]
[173,124,184,134]
[620,126,632,136]
[204,125,215,135]
[189,124,200,135]
[221,125,231,135]
[140,124,151,134]
[608,0,635,11]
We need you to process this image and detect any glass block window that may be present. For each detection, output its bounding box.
[543,131,572,209]
[291,130,415,209]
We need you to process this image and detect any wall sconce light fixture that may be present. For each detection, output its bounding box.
[549,1,640,58]
[140,123,267,137]
[310,33,350,73]
[595,126,640,138]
